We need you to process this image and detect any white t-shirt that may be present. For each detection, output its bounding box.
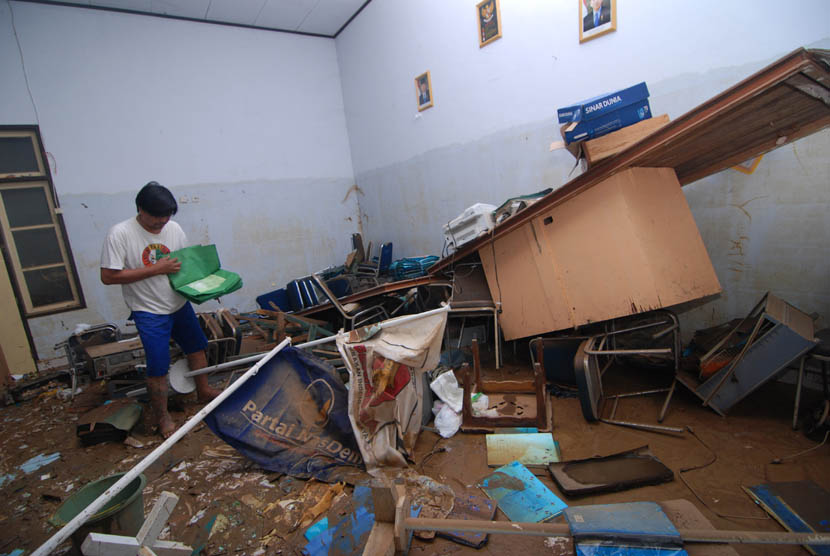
[100,216,189,315]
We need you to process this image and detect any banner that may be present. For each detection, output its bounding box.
[205,347,365,482]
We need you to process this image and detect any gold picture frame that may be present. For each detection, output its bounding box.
[579,0,616,43]
[733,154,764,175]
[477,0,502,48]
[415,71,434,112]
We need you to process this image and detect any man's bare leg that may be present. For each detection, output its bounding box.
[146,375,175,438]
[188,350,222,403]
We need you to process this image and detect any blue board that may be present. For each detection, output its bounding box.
[745,483,830,556]
[574,546,687,556]
[303,486,375,555]
[437,494,497,548]
[479,460,567,522]
[485,432,561,467]
[565,502,682,547]
[302,486,421,555]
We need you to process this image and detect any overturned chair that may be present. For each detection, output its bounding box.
[312,273,390,330]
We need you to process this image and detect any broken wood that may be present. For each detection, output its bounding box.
[80,491,190,556]
[259,307,330,327]
[33,339,292,556]
[460,355,548,431]
[473,339,535,393]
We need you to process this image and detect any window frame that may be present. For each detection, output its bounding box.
[0,128,47,179]
[0,126,85,317]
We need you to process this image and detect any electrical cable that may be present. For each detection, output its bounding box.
[770,429,829,464]
[679,426,769,521]
[8,0,41,125]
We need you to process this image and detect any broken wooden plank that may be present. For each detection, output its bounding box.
[81,533,191,556]
[136,492,179,547]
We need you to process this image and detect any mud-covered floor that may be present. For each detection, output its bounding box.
[1,353,828,555]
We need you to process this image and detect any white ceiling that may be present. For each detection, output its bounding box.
[27,0,369,37]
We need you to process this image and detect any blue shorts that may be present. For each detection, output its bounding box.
[130,302,208,377]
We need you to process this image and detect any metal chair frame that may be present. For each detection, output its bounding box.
[312,273,390,330]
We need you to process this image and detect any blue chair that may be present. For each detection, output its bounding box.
[357,242,393,285]
[287,277,320,311]
[256,288,290,312]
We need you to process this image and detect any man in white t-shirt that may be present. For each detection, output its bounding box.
[101,182,220,437]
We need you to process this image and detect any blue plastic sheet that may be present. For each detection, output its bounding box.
[565,502,682,547]
[575,545,687,556]
[566,502,687,556]
[205,347,364,481]
[18,453,60,474]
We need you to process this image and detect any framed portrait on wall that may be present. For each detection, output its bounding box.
[477,0,502,48]
[415,71,433,111]
[579,0,616,43]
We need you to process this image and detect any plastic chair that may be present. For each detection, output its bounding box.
[256,288,290,312]
[312,273,389,330]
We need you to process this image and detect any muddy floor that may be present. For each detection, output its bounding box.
[1,354,828,555]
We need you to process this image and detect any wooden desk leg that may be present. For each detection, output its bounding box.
[460,363,473,427]
[534,362,547,429]
[472,339,481,390]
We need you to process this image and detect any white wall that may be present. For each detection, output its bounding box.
[1,1,358,357]
[336,0,830,338]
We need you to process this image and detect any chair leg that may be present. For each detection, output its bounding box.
[493,308,501,370]
[658,378,677,423]
[793,356,806,430]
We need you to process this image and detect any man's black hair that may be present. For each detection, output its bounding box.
[135,181,178,217]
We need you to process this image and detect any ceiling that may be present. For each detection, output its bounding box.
[19,0,370,37]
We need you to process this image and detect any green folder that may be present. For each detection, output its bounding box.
[166,244,242,304]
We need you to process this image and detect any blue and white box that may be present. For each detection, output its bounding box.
[563,99,651,144]
[558,82,650,124]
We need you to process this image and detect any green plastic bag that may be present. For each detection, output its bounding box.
[166,244,242,304]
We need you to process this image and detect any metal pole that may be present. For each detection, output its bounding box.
[182,305,450,378]
[402,518,830,545]
[32,338,292,556]
[585,348,672,356]
[601,417,684,435]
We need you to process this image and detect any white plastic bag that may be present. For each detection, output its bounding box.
[472,393,498,418]
[434,402,462,438]
[429,370,463,413]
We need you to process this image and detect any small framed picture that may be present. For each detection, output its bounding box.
[477,0,502,48]
[415,71,433,111]
[579,0,616,43]
[733,154,764,175]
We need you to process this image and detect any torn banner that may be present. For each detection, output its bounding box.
[205,347,365,482]
[337,310,448,469]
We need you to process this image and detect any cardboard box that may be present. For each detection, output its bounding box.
[584,114,670,166]
[557,82,649,124]
[564,99,651,144]
[478,167,721,340]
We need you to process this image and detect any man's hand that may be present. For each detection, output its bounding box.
[154,256,181,275]
[100,257,181,285]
